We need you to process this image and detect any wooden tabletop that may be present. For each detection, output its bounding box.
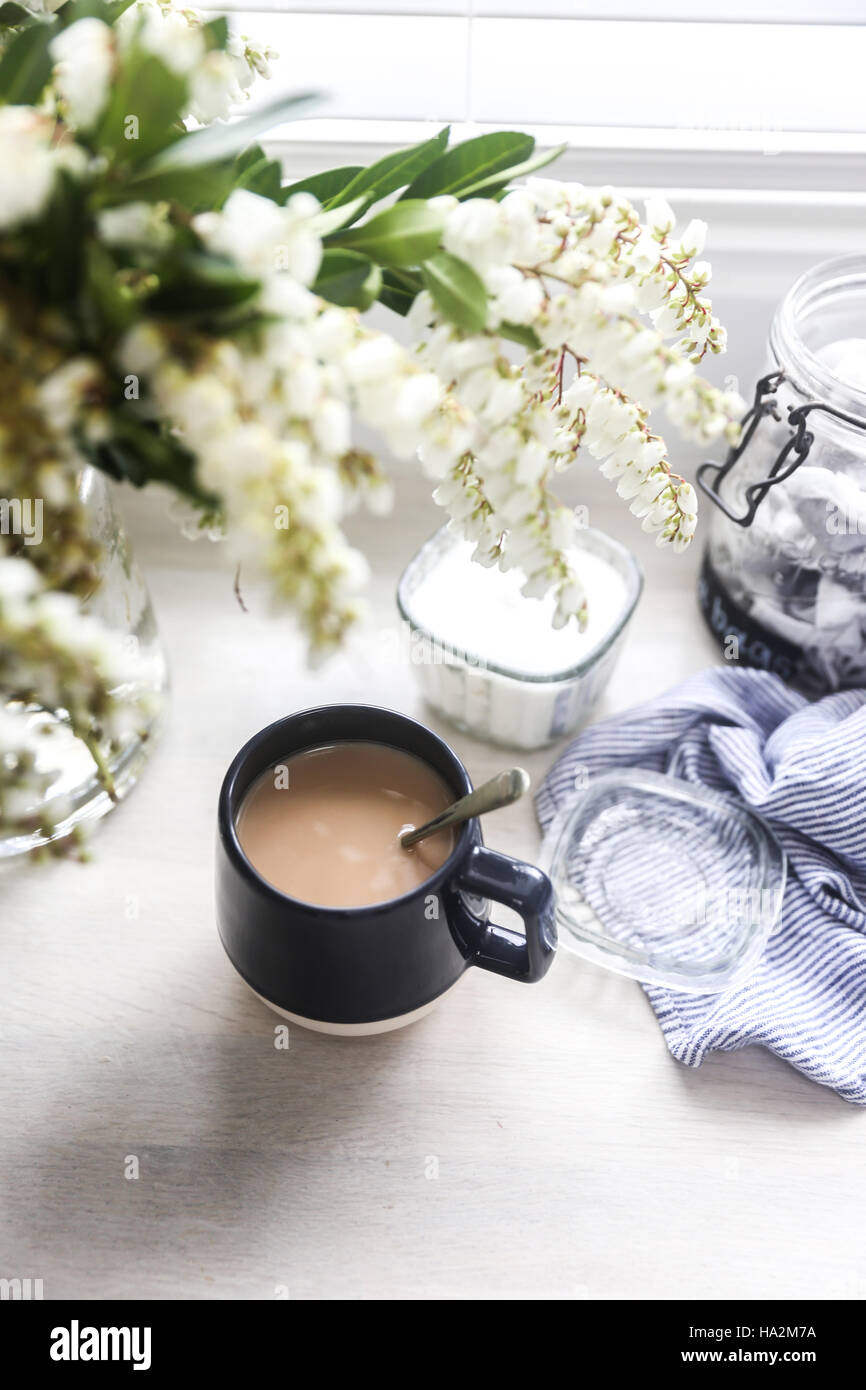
[2,458,864,1303]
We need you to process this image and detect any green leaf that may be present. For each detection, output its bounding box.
[313,196,367,238]
[55,0,135,26]
[329,200,443,268]
[278,166,363,206]
[0,19,52,104]
[0,2,39,27]
[95,52,188,159]
[232,144,283,201]
[83,242,137,335]
[457,142,568,199]
[499,321,543,352]
[421,251,487,333]
[142,91,319,173]
[313,249,381,310]
[201,15,228,50]
[148,252,260,315]
[122,159,237,211]
[22,170,86,302]
[401,131,534,201]
[329,127,450,209]
[378,269,423,317]
[92,417,213,506]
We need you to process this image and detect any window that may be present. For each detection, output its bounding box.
[207,3,866,150]
[203,2,866,302]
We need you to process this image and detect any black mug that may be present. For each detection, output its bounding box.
[216,705,556,1035]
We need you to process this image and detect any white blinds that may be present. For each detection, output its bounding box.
[202,9,866,135]
[209,2,864,17]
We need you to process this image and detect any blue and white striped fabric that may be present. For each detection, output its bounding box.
[536,667,866,1104]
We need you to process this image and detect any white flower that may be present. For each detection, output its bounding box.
[486,268,544,326]
[120,323,166,377]
[292,468,344,528]
[679,219,707,257]
[189,50,238,123]
[677,481,698,516]
[330,545,370,594]
[37,359,102,434]
[156,367,235,441]
[312,398,351,455]
[116,2,203,75]
[51,18,114,131]
[344,336,406,386]
[200,423,275,491]
[97,201,172,249]
[480,377,524,428]
[393,373,442,429]
[309,306,358,362]
[195,190,322,286]
[561,374,597,414]
[0,557,41,601]
[644,196,675,238]
[554,579,587,629]
[0,108,69,231]
[514,439,549,485]
[443,199,513,273]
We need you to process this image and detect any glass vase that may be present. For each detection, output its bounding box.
[0,466,168,858]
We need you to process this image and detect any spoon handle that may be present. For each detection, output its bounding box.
[400,767,530,849]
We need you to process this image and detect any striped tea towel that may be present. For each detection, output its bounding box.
[536,666,866,1104]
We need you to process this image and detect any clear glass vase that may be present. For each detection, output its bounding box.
[0,467,168,857]
[699,255,866,694]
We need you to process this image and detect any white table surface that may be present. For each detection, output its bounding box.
[2,456,865,1304]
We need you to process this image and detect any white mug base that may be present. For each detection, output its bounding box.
[246,979,462,1036]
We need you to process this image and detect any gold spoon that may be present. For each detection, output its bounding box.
[399,767,530,849]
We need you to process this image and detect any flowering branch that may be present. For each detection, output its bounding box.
[0,0,744,851]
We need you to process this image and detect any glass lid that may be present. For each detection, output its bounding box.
[539,769,787,993]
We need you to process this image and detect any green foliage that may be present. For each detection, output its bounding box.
[312,196,367,237]
[95,52,188,158]
[121,159,237,212]
[55,0,135,25]
[147,252,261,317]
[329,200,444,268]
[457,142,567,198]
[200,15,228,49]
[421,251,487,333]
[279,166,364,205]
[90,415,213,506]
[142,91,318,172]
[300,130,564,324]
[83,241,138,335]
[402,131,534,200]
[378,269,423,317]
[0,20,52,103]
[0,2,39,28]
[0,2,567,511]
[7,171,87,304]
[313,249,382,310]
[232,145,283,202]
[500,321,543,352]
[327,128,449,209]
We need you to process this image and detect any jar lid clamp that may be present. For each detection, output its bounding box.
[696,370,866,528]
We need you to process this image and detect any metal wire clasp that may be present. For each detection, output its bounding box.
[696,370,866,528]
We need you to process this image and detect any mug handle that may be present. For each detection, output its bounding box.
[456,845,556,983]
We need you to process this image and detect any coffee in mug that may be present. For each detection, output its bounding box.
[216,705,556,1035]
[235,741,455,908]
